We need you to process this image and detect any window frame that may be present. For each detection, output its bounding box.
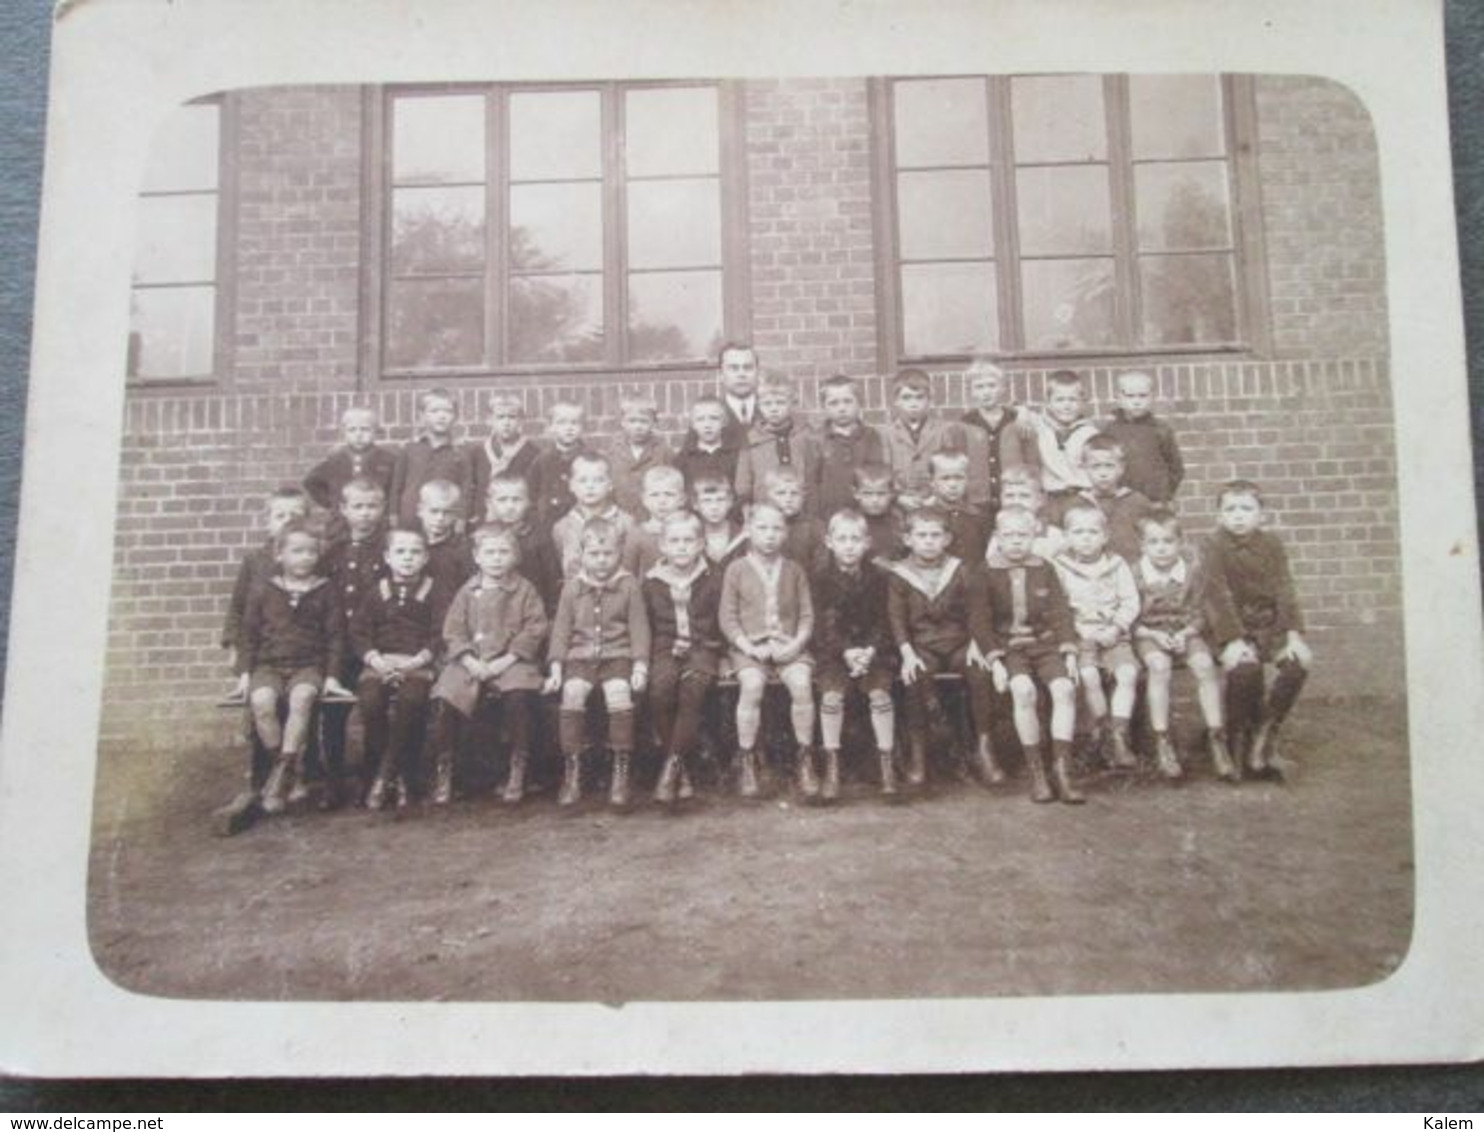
[870,73,1271,368]
[126,93,239,389]
[362,80,750,382]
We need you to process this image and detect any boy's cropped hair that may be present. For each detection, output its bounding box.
[928,449,971,475]
[747,500,785,525]
[995,505,1038,533]
[580,516,622,548]
[272,519,322,554]
[472,523,521,556]
[1218,479,1264,507]
[763,465,805,489]
[826,508,869,537]
[966,355,1005,378]
[341,475,386,503]
[488,471,530,494]
[662,510,704,539]
[999,465,1044,496]
[268,484,310,508]
[569,451,612,476]
[1136,507,1182,539]
[419,386,458,412]
[1061,501,1109,530]
[549,400,585,421]
[690,395,727,415]
[419,479,462,507]
[852,461,894,488]
[690,473,733,498]
[904,505,951,535]
[892,367,933,396]
[819,372,859,399]
[756,370,793,394]
[386,527,429,550]
[486,393,526,418]
[618,394,659,418]
[1047,369,1085,391]
[1082,434,1126,461]
[642,465,685,492]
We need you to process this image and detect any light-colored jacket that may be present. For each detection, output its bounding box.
[1051,551,1141,640]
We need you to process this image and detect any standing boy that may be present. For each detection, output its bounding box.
[958,358,1038,524]
[674,397,741,497]
[303,406,397,521]
[603,395,674,516]
[808,373,887,522]
[390,388,475,531]
[1099,371,1185,504]
[735,373,817,510]
[485,472,562,615]
[881,368,984,512]
[549,452,640,581]
[1033,369,1100,511]
[925,450,992,565]
[1072,435,1156,563]
[468,394,539,527]
[528,400,591,534]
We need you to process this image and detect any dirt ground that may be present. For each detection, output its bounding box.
[87,697,1412,1002]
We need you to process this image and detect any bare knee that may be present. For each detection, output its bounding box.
[602,679,633,713]
[249,688,279,716]
[1145,653,1172,678]
[820,690,845,713]
[1009,677,1037,710]
[561,680,592,712]
[736,671,766,705]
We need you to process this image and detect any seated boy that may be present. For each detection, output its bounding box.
[627,465,688,578]
[528,400,591,535]
[545,519,651,809]
[604,395,675,516]
[1132,510,1239,781]
[674,397,741,499]
[485,472,562,616]
[429,525,549,806]
[1202,480,1313,779]
[390,387,474,531]
[1099,370,1185,504]
[416,479,474,603]
[351,529,443,810]
[303,406,396,528]
[692,474,748,569]
[232,522,351,820]
[1071,435,1155,562]
[550,452,640,581]
[1052,504,1142,771]
[925,449,991,564]
[812,509,899,799]
[807,373,887,522]
[735,372,817,509]
[720,503,817,801]
[981,507,1082,804]
[884,507,1002,788]
[221,486,310,665]
[469,394,540,527]
[851,462,905,563]
[642,511,726,807]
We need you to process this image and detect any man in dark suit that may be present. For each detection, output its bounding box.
[717,341,761,449]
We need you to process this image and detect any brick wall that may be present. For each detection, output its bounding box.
[98,76,1403,753]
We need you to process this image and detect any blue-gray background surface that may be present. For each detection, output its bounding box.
[0,0,1480,1109]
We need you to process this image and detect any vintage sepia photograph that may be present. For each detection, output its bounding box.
[83,68,1413,1006]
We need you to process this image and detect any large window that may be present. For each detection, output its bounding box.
[878,74,1265,361]
[127,98,230,383]
[377,82,741,376]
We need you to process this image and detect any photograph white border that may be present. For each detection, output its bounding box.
[0,0,1479,1076]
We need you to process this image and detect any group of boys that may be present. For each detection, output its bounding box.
[216,343,1312,833]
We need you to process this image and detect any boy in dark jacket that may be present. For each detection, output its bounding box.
[389,388,475,531]
[303,406,397,528]
[1099,371,1185,504]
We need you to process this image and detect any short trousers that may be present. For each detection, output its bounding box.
[1077,639,1138,673]
[730,653,814,681]
[1246,627,1292,664]
[815,654,896,696]
[1136,634,1215,667]
[249,665,324,699]
[1003,641,1074,686]
[562,657,634,687]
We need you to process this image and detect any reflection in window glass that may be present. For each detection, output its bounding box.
[509,274,605,363]
[133,196,219,285]
[893,78,989,168]
[141,105,220,194]
[1011,76,1107,164]
[1016,165,1112,256]
[1140,254,1237,344]
[392,95,486,184]
[627,179,722,270]
[387,277,485,368]
[896,170,993,261]
[509,91,602,181]
[390,186,486,274]
[900,262,997,357]
[626,87,719,177]
[1021,258,1116,350]
[628,270,723,361]
[1134,162,1232,252]
[1130,75,1225,160]
[128,288,216,380]
[510,183,603,272]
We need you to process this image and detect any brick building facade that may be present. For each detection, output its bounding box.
[103,74,1398,751]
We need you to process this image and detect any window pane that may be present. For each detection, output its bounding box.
[141,104,219,194]
[1135,161,1232,251]
[626,87,719,177]
[1130,75,1225,159]
[128,287,216,380]
[509,90,601,181]
[133,195,218,284]
[900,262,997,357]
[509,274,605,364]
[1140,254,1237,344]
[1016,166,1111,255]
[387,277,484,368]
[391,186,485,274]
[392,95,486,185]
[1011,76,1107,163]
[510,183,602,272]
[628,271,723,361]
[627,178,722,269]
[897,170,993,260]
[892,78,989,168]
[1021,258,1116,350]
